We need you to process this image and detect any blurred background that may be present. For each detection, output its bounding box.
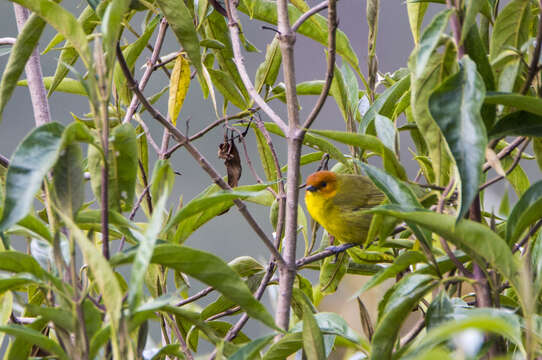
[0,0,538,358]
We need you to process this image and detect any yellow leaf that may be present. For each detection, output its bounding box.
[168,54,191,125]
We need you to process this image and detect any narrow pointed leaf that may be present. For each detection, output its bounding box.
[506,180,542,245]
[484,92,542,116]
[302,304,326,360]
[0,325,69,360]
[489,111,542,139]
[490,0,531,61]
[168,55,191,125]
[371,274,438,360]
[415,9,451,77]
[429,56,487,221]
[0,123,64,231]
[0,14,46,122]
[53,143,84,217]
[229,335,274,360]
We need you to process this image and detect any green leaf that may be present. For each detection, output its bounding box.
[489,111,542,139]
[374,114,396,152]
[127,190,169,312]
[0,324,69,360]
[302,305,326,360]
[402,315,525,359]
[53,143,84,218]
[263,122,348,165]
[415,9,452,77]
[429,56,487,221]
[88,124,138,212]
[460,0,484,44]
[112,244,279,330]
[354,251,426,297]
[150,159,175,208]
[157,0,202,76]
[484,92,542,116]
[490,0,531,61]
[360,162,432,250]
[253,127,278,184]
[255,38,282,93]
[0,123,64,231]
[25,304,75,332]
[0,274,37,294]
[370,206,521,292]
[534,138,542,172]
[506,180,542,245]
[207,68,248,109]
[16,214,53,243]
[309,129,407,180]
[370,274,438,360]
[409,41,456,185]
[360,73,410,133]
[17,77,87,96]
[238,0,359,70]
[165,186,269,234]
[318,252,348,296]
[0,14,46,122]
[113,16,159,105]
[229,335,274,360]
[43,5,96,54]
[10,0,90,65]
[59,213,123,359]
[47,5,98,96]
[406,2,428,45]
[101,0,131,69]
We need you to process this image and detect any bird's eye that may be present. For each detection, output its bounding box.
[320,181,327,188]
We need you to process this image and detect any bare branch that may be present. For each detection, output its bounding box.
[225,0,288,134]
[296,243,357,268]
[13,5,51,126]
[123,17,168,124]
[0,37,16,45]
[480,138,530,191]
[291,1,328,32]
[483,137,526,172]
[520,0,542,94]
[301,0,337,131]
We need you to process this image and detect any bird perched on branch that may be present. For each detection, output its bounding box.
[305,170,385,245]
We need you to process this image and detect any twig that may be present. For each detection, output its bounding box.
[163,110,255,159]
[117,184,151,252]
[512,219,542,254]
[301,0,336,130]
[116,44,287,267]
[479,138,530,191]
[0,37,16,45]
[400,317,425,347]
[0,154,9,168]
[291,1,328,32]
[123,17,168,124]
[176,286,214,307]
[520,0,542,95]
[168,314,194,360]
[138,160,153,216]
[225,0,288,134]
[134,115,161,154]
[13,5,51,126]
[483,137,525,172]
[296,243,357,268]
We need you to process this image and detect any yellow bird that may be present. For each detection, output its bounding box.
[305,170,385,244]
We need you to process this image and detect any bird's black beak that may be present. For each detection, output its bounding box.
[307,185,317,192]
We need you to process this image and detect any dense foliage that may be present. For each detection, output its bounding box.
[1,0,542,359]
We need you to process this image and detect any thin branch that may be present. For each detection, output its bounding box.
[512,219,542,254]
[296,243,357,268]
[164,110,255,159]
[400,317,425,347]
[118,184,151,252]
[301,0,337,130]
[482,137,525,172]
[13,5,51,126]
[134,115,161,154]
[291,1,328,32]
[123,17,168,124]
[167,314,194,360]
[176,286,214,307]
[0,37,16,45]
[225,0,288,134]
[520,0,542,95]
[0,154,9,168]
[116,44,287,267]
[479,138,530,191]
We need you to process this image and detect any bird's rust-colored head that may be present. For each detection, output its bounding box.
[306,171,338,199]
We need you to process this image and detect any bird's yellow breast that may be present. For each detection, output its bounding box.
[305,190,352,242]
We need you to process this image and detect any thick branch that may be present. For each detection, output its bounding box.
[13,5,51,126]
[116,45,286,267]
